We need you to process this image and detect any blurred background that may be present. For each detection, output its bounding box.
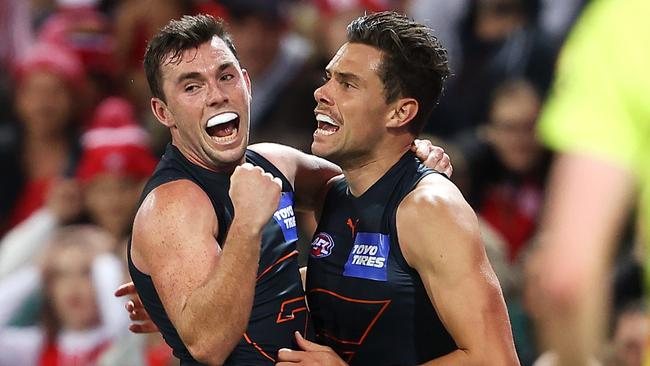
[0,0,645,365]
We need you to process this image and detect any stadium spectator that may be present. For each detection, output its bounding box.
[0,43,86,235]
[0,225,127,366]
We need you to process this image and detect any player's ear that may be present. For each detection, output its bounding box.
[151,97,174,128]
[386,98,418,129]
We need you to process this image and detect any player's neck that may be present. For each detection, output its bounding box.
[172,142,244,174]
[342,142,411,197]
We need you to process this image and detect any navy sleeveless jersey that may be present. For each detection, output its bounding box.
[306,151,457,365]
[128,144,308,366]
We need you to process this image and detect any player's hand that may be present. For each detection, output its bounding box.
[114,282,159,333]
[276,332,348,366]
[411,139,453,178]
[229,163,283,230]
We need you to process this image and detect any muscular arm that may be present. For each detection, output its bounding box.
[130,165,281,365]
[397,174,519,366]
[250,142,452,215]
[249,143,341,213]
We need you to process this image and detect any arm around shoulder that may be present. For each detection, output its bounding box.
[249,143,341,212]
[397,174,519,366]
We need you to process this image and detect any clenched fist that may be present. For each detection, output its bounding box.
[229,163,283,231]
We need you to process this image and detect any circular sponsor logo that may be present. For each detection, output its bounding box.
[310,232,335,258]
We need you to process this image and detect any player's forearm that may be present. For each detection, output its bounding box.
[423,294,520,366]
[422,347,519,366]
[420,349,470,365]
[179,221,262,364]
[294,154,340,212]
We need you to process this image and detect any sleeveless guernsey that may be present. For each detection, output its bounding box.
[306,151,457,365]
[128,144,308,365]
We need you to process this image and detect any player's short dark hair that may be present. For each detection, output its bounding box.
[144,14,238,102]
[347,11,450,135]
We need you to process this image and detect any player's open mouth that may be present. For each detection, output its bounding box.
[206,112,240,143]
[315,113,340,136]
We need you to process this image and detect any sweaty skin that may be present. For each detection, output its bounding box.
[123,20,454,366]
[277,41,518,366]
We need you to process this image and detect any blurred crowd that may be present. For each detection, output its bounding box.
[0,0,645,365]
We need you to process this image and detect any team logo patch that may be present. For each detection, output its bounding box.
[272,192,298,242]
[311,232,335,258]
[343,232,390,281]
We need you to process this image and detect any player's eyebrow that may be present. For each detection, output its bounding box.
[326,67,364,86]
[334,71,361,84]
[176,72,203,84]
[176,63,234,84]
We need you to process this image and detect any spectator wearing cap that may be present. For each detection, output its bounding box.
[76,97,157,240]
[0,97,166,366]
[37,0,118,110]
[0,0,33,123]
[0,96,156,279]
[0,42,87,235]
[77,96,172,366]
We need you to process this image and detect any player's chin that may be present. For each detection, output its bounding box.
[310,141,332,159]
[221,143,247,162]
[206,139,247,164]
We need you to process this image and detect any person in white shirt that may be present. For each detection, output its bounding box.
[0,225,127,366]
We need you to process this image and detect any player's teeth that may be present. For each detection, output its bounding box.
[316,114,339,126]
[211,127,238,142]
[207,112,238,127]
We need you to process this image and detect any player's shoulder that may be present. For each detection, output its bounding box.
[401,173,468,216]
[249,142,301,165]
[131,180,219,274]
[135,179,214,229]
[397,173,481,268]
[398,173,478,241]
[249,143,299,177]
[146,179,209,205]
[249,142,296,155]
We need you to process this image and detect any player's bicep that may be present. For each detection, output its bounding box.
[397,182,508,353]
[286,150,340,213]
[418,241,504,352]
[249,143,341,212]
[131,181,220,327]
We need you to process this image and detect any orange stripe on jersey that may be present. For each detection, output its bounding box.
[257,250,299,281]
[276,296,308,323]
[243,332,275,362]
[341,351,355,363]
[307,288,391,345]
